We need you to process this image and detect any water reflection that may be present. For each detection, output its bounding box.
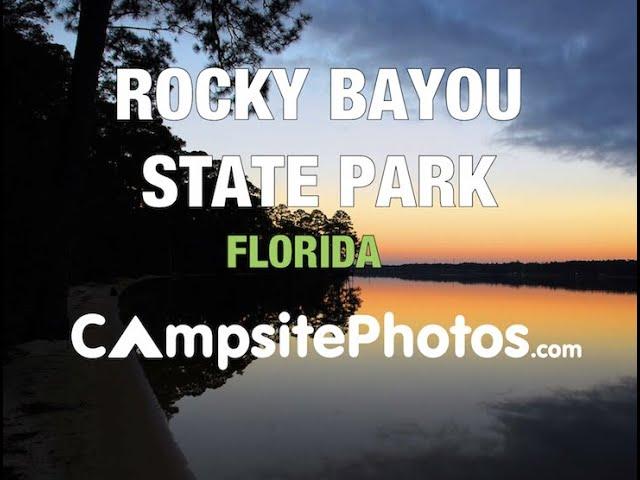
[120,277,636,479]
[119,274,361,415]
[313,378,636,480]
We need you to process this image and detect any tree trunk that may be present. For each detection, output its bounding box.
[66,0,113,188]
[48,0,113,338]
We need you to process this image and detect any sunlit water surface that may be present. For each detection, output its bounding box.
[163,279,636,479]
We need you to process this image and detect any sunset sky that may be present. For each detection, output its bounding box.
[50,0,637,264]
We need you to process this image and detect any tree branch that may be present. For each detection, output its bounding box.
[108,24,197,36]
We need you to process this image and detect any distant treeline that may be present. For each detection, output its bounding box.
[357,260,637,293]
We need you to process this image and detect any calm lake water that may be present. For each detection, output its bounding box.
[127,277,637,479]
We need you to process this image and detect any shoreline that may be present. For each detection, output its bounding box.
[3,282,195,480]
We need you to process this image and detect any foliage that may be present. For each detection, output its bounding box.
[2,9,357,344]
[269,206,357,239]
[2,0,55,43]
[55,0,311,97]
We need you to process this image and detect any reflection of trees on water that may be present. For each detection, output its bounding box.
[309,378,636,480]
[119,275,361,416]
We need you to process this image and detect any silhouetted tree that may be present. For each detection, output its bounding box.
[268,205,357,241]
[3,1,72,344]
[23,0,311,337]
[55,0,311,182]
[4,2,360,346]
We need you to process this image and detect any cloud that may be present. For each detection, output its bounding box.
[298,0,637,170]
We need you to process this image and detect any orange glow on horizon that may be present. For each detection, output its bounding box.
[340,184,638,263]
[354,278,637,355]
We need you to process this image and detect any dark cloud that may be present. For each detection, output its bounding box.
[301,0,637,170]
